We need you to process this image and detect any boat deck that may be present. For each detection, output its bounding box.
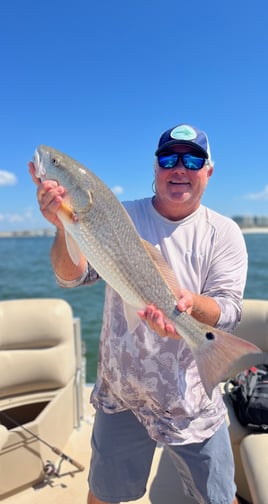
[3,386,197,504]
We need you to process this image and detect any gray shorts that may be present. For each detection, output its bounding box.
[88,409,236,503]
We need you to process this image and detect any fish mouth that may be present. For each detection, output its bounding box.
[33,148,47,181]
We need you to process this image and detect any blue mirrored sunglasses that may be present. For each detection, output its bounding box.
[157,152,206,170]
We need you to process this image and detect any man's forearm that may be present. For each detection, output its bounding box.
[191,294,220,327]
[51,228,88,281]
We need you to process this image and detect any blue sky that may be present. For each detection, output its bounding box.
[0,0,267,231]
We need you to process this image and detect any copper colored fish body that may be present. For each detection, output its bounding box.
[33,145,262,398]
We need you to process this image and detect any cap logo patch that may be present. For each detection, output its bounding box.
[170,125,197,141]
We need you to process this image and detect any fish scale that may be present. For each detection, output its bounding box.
[34,145,262,398]
[72,181,174,308]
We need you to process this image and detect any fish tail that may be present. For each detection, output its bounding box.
[192,327,262,398]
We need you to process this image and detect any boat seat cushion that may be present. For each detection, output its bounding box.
[0,298,76,398]
[235,299,268,352]
[240,433,268,504]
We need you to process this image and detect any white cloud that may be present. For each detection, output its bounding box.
[0,170,17,186]
[112,185,124,195]
[245,185,268,201]
[0,208,33,224]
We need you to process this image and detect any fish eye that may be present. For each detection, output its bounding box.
[51,157,60,167]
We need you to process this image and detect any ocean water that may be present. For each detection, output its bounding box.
[0,233,267,382]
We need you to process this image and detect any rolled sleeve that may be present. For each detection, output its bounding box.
[55,262,99,288]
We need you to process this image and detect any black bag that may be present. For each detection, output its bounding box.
[225,364,268,431]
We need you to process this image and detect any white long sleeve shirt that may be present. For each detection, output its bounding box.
[88,200,248,444]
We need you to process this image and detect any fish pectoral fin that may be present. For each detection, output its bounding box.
[58,191,93,222]
[141,239,181,300]
[65,231,82,266]
[192,324,262,399]
[58,201,76,220]
[123,302,142,333]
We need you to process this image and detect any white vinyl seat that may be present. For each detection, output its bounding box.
[0,298,83,497]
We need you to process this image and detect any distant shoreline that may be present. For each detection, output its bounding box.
[241,227,268,234]
[1,227,268,238]
[0,229,54,238]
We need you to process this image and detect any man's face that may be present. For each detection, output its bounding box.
[154,146,213,219]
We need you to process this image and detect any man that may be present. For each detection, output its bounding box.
[29,123,246,503]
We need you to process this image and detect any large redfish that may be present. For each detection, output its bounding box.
[33,145,261,397]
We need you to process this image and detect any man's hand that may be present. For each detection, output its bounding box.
[29,162,87,279]
[138,304,179,338]
[28,161,65,229]
[138,289,194,339]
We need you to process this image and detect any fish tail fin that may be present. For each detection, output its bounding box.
[192,327,262,398]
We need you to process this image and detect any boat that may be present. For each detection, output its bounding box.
[0,297,267,504]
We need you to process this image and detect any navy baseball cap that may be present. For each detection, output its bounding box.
[155,124,211,159]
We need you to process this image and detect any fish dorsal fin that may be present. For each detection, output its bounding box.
[141,239,181,300]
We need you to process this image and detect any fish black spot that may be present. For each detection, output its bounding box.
[206,332,215,340]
